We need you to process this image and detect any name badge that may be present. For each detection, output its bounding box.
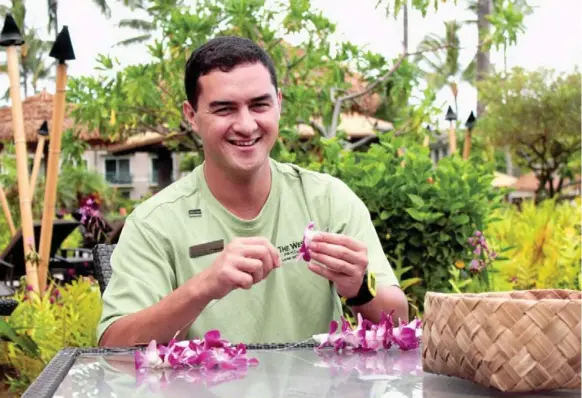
[189,239,224,258]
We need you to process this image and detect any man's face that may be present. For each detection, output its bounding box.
[183,62,282,177]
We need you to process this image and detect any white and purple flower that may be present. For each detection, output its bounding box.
[134,330,259,372]
[313,311,422,352]
[296,221,319,261]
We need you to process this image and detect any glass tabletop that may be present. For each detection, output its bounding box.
[50,348,578,398]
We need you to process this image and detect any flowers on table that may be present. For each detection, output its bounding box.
[313,311,422,352]
[134,330,259,371]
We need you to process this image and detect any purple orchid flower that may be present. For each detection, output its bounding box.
[134,330,259,372]
[296,221,318,261]
[313,311,421,353]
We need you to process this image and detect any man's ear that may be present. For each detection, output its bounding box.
[183,100,198,132]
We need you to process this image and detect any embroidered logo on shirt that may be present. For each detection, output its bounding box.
[277,240,304,262]
[188,209,202,218]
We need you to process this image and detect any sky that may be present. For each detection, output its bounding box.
[0,0,580,128]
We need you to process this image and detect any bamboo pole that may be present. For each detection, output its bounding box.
[462,131,471,160]
[0,15,39,292]
[445,106,457,155]
[463,111,476,160]
[30,136,46,199]
[0,185,16,237]
[448,121,457,154]
[38,26,75,293]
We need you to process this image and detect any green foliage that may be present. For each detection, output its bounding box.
[2,278,102,393]
[486,198,581,291]
[478,67,581,199]
[309,135,504,310]
[67,0,429,159]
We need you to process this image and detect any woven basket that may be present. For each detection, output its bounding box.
[421,289,581,393]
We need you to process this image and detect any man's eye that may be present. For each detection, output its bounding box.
[252,103,269,109]
[215,108,232,114]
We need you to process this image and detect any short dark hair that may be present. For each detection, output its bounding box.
[184,36,279,110]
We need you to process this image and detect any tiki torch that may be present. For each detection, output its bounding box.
[463,112,476,160]
[29,120,49,199]
[423,125,431,147]
[445,105,457,155]
[0,14,39,292]
[38,26,75,293]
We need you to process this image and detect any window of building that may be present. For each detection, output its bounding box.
[151,156,159,184]
[104,158,131,184]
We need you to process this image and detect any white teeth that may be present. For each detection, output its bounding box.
[230,139,257,147]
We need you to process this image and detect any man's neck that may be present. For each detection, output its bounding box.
[203,160,272,220]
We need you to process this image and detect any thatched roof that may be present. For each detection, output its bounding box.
[0,90,103,145]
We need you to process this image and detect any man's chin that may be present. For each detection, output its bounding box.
[227,157,270,178]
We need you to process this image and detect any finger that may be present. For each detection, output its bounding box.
[309,251,357,276]
[311,232,365,252]
[309,241,364,266]
[226,268,254,290]
[233,257,263,275]
[239,244,274,276]
[232,257,263,285]
[235,237,281,268]
[251,269,264,284]
[307,262,341,282]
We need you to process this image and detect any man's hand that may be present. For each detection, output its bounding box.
[202,237,281,300]
[306,232,368,298]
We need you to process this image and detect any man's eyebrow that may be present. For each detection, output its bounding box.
[208,100,235,108]
[250,94,272,102]
[208,94,273,109]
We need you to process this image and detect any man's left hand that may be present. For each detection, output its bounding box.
[306,232,368,298]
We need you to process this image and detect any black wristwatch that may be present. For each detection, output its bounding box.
[340,271,377,307]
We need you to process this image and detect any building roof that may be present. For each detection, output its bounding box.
[511,171,581,193]
[107,112,393,154]
[297,113,393,138]
[107,131,185,154]
[492,171,517,188]
[0,90,102,144]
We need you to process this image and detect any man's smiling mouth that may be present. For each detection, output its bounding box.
[228,137,262,147]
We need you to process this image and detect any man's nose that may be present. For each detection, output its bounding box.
[232,107,258,135]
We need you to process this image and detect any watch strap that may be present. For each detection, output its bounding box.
[341,271,377,307]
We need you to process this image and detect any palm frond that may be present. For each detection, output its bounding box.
[114,34,152,47]
[462,55,477,83]
[91,0,112,18]
[118,18,154,31]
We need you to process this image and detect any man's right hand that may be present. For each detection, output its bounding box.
[202,237,281,300]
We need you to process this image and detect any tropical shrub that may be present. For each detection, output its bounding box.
[308,135,505,312]
[1,278,102,393]
[486,198,581,291]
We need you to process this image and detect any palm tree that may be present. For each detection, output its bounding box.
[46,0,145,39]
[115,14,155,46]
[0,0,54,98]
[415,20,475,116]
[114,0,182,47]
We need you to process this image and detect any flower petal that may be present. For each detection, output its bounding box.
[296,221,318,261]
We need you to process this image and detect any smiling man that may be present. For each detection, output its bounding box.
[97,36,408,347]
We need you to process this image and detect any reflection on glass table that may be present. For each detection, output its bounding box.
[51,348,578,398]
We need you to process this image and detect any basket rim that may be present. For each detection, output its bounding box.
[425,289,581,303]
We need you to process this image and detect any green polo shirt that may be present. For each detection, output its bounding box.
[97,158,399,344]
